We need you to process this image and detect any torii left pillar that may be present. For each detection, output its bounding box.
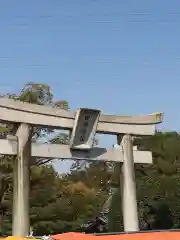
[12,123,32,236]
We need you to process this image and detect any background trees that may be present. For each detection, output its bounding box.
[0,82,105,235]
[0,82,180,235]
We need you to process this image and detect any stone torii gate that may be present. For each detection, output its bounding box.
[0,98,163,236]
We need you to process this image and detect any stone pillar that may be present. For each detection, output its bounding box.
[120,135,139,232]
[12,123,31,236]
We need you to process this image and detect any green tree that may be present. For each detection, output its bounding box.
[0,82,69,235]
[2,82,180,234]
[30,167,106,235]
[0,82,106,235]
[135,132,180,229]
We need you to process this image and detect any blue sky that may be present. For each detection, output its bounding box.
[0,0,180,172]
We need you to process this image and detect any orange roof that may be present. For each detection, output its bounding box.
[51,231,180,240]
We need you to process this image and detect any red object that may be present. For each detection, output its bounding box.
[51,233,93,240]
[51,231,180,240]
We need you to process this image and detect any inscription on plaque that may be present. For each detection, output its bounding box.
[79,115,91,142]
[70,108,100,150]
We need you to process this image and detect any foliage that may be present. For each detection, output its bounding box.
[29,165,104,235]
[0,82,69,234]
[134,132,180,229]
[0,82,104,235]
[1,83,180,234]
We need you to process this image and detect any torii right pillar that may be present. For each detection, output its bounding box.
[120,135,139,232]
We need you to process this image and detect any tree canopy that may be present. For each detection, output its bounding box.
[0,82,180,235]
